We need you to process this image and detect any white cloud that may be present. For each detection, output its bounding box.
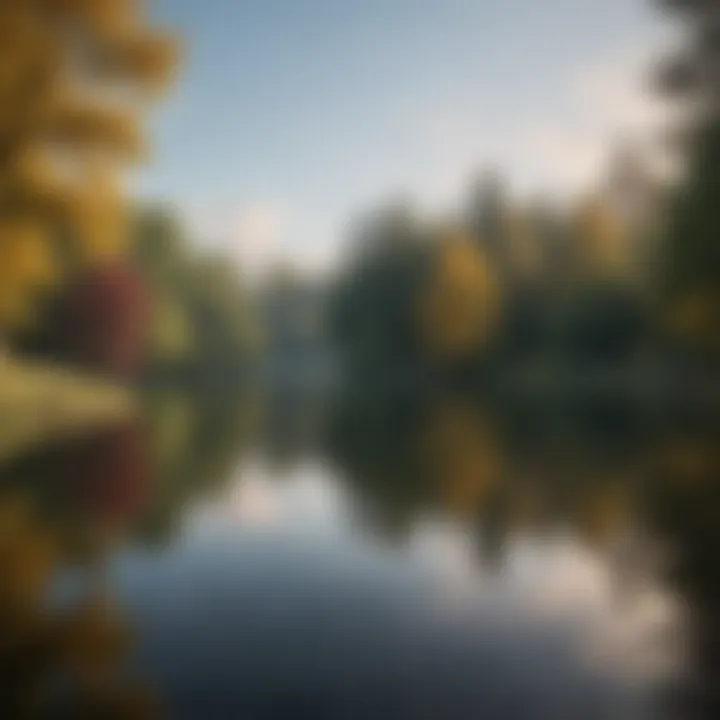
[336,39,673,214]
[181,41,675,275]
[231,202,287,269]
[520,125,608,193]
[518,43,672,196]
[185,200,287,275]
[575,47,662,129]
[185,200,344,278]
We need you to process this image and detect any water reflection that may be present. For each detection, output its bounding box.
[0,489,157,717]
[0,383,717,718]
[323,387,715,716]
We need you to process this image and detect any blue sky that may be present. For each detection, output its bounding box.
[136,0,669,274]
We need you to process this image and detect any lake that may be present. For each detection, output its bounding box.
[2,386,715,719]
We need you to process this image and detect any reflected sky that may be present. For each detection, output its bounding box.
[107,455,680,720]
[3,382,709,719]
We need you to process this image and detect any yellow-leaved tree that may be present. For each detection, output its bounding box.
[0,0,178,330]
[418,399,503,517]
[573,197,628,279]
[417,231,501,361]
[0,491,155,716]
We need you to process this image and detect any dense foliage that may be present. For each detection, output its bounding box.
[329,175,654,389]
[131,206,260,381]
[0,0,178,331]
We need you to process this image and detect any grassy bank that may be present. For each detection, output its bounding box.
[0,356,135,465]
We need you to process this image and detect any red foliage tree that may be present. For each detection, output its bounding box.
[56,261,152,376]
[63,421,153,531]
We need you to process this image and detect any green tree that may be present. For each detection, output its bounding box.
[131,206,260,377]
[657,0,720,357]
[329,204,432,381]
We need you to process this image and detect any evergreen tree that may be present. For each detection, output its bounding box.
[657,0,720,355]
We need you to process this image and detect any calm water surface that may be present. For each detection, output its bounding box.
[6,389,713,719]
[112,456,679,719]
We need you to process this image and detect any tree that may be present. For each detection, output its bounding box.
[573,197,627,279]
[553,280,648,366]
[132,207,195,363]
[417,232,500,362]
[329,205,432,380]
[656,0,720,357]
[0,490,150,718]
[61,420,153,533]
[466,168,508,255]
[130,205,259,376]
[54,261,151,374]
[418,398,503,517]
[0,0,178,331]
[660,125,720,355]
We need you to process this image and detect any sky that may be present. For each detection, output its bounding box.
[136,0,672,275]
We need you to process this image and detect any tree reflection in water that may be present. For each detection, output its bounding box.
[0,381,718,718]
[324,385,720,717]
[0,381,260,718]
